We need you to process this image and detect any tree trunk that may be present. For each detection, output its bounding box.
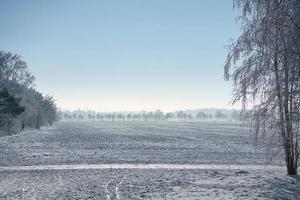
[36,113,40,129]
[282,45,297,175]
[286,148,298,175]
[21,121,25,130]
[273,42,296,175]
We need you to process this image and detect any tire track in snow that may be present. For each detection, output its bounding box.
[104,182,111,200]
[103,175,127,200]
[115,175,127,200]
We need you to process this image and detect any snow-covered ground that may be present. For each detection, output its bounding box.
[0,121,282,166]
[1,167,299,199]
[0,121,299,199]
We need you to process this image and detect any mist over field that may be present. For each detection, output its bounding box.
[0,0,300,199]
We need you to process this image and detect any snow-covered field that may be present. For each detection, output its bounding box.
[0,121,299,199]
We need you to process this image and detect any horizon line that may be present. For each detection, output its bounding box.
[58,107,240,113]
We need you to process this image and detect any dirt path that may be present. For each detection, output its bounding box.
[0,163,285,172]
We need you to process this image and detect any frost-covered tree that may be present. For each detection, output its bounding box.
[132,113,140,122]
[111,113,115,122]
[0,88,25,134]
[142,112,148,122]
[78,114,84,120]
[0,51,35,89]
[177,111,184,121]
[154,110,164,122]
[187,113,193,121]
[196,112,206,120]
[42,96,58,126]
[147,112,154,121]
[72,113,77,120]
[96,113,102,121]
[215,111,225,120]
[116,113,124,121]
[31,90,44,129]
[182,113,187,121]
[0,51,58,133]
[166,112,175,121]
[225,0,300,174]
[0,89,25,116]
[126,113,132,121]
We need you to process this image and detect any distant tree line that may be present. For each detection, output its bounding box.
[60,109,242,122]
[0,51,58,135]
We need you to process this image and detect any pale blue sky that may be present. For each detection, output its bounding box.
[0,0,240,111]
